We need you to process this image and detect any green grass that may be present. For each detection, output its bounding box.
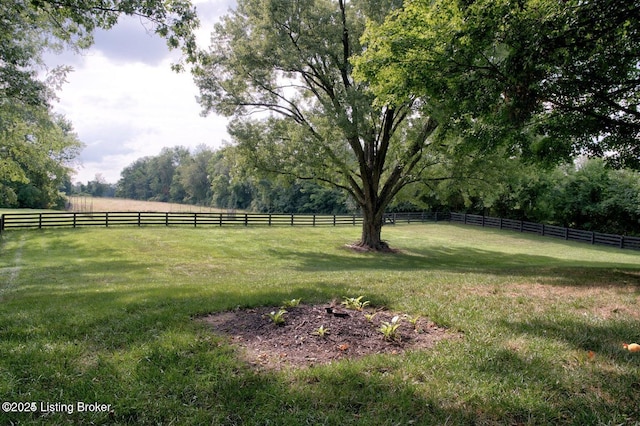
[1,224,639,425]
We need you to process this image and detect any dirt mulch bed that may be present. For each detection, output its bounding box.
[198,303,461,370]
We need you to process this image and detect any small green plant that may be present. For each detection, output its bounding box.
[341,296,370,311]
[266,309,287,325]
[364,312,377,322]
[405,314,420,325]
[314,325,330,337]
[282,298,301,308]
[379,315,402,340]
[404,314,421,332]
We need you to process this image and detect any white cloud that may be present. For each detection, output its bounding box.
[92,17,171,66]
[46,0,237,184]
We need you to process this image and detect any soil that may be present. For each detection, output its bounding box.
[198,302,461,370]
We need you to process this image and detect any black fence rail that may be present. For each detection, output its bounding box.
[0,211,367,232]
[0,211,454,233]
[2,210,637,251]
[451,213,640,251]
[383,211,450,224]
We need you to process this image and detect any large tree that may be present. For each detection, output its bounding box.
[193,0,456,251]
[354,0,640,168]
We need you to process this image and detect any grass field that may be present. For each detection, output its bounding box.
[1,224,639,425]
[66,196,228,213]
[0,197,227,217]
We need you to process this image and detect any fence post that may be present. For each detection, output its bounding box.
[38,213,43,229]
[620,235,624,249]
[541,224,545,236]
[219,213,222,227]
[333,215,336,226]
[73,213,77,228]
[313,215,316,226]
[499,218,503,229]
[0,214,3,233]
[105,212,109,228]
[291,214,294,226]
[244,214,248,226]
[194,213,198,227]
[564,227,568,240]
[591,232,595,244]
[138,212,141,227]
[353,214,356,226]
[166,212,169,227]
[269,213,272,226]
[481,215,485,227]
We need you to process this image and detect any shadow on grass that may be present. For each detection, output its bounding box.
[464,344,640,424]
[500,316,640,359]
[268,246,640,289]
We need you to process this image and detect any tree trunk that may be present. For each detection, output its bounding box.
[356,200,389,251]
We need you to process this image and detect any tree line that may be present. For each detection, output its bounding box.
[70,146,640,237]
[79,145,354,215]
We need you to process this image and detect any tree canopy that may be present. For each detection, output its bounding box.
[354,0,640,168]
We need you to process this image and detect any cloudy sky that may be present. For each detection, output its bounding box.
[45,0,236,184]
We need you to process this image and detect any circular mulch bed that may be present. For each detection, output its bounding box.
[198,302,461,370]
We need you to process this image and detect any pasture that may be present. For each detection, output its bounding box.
[1,223,639,425]
[65,196,229,213]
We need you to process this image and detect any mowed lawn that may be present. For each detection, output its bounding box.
[1,223,639,425]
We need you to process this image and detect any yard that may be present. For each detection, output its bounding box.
[0,224,639,424]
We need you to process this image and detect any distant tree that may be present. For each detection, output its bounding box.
[547,160,640,235]
[247,178,350,214]
[148,147,190,202]
[77,174,117,198]
[178,146,216,205]
[116,157,153,200]
[115,147,188,202]
[208,147,253,210]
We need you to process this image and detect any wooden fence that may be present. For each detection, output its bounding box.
[0,211,366,233]
[450,213,640,251]
[383,211,450,224]
[2,210,637,251]
[0,211,452,234]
